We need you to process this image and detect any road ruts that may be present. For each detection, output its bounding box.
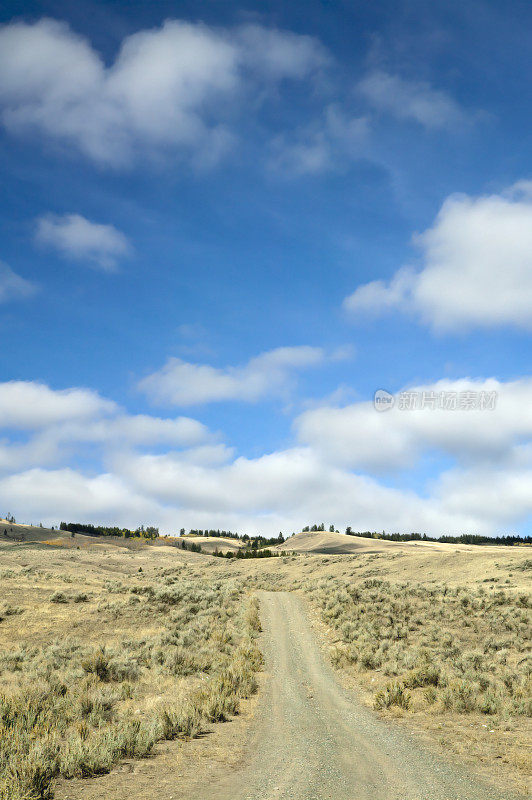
[198,591,519,800]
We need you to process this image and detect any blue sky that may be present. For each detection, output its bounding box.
[0,0,531,536]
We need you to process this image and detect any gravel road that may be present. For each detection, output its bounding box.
[201,590,516,800]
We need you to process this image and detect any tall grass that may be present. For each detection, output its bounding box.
[0,575,262,799]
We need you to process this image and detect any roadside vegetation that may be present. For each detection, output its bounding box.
[0,553,261,800]
[308,574,531,784]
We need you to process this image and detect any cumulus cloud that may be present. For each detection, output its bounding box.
[0,381,116,429]
[0,261,36,303]
[295,377,532,472]
[139,346,329,406]
[436,464,532,528]
[0,380,214,473]
[35,214,131,270]
[270,105,369,175]
[357,70,468,129]
[98,414,209,447]
[344,183,532,331]
[0,444,509,537]
[42,414,212,451]
[0,468,160,524]
[1,376,531,537]
[0,437,63,473]
[0,18,327,166]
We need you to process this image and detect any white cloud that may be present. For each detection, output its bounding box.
[0,18,327,166]
[436,464,532,528]
[236,24,330,80]
[0,381,218,482]
[0,381,116,429]
[139,346,329,406]
[0,261,36,303]
[0,445,498,537]
[1,376,531,537]
[0,381,213,472]
[0,468,159,524]
[357,70,467,129]
[270,105,369,176]
[99,414,209,447]
[0,437,62,473]
[295,377,532,472]
[508,180,532,200]
[114,447,326,513]
[35,213,131,270]
[41,414,212,451]
[344,183,532,331]
[343,266,414,315]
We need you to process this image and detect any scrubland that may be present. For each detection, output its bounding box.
[249,545,531,794]
[309,571,531,790]
[0,543,261,800]
[0,535,530,798]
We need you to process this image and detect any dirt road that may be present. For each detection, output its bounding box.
[201,591,516,800]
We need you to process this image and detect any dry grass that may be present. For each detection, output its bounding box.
[302,573,531,792]
[0,533,530,798]
[0,544,261,800]
[313,577,530,716]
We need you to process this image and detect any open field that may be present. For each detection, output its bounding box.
[0,530,530,798]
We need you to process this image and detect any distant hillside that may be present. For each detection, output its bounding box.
[272,530,481,555]
[0,520,245,554]
[172,535,245,554]
[0,519,61,543]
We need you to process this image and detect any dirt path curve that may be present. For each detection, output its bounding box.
[201,591,515,800]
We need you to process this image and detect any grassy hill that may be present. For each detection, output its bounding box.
[274,529,486,555]
[0,520,245,553]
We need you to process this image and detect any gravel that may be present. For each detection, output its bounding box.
[201,591,519,800]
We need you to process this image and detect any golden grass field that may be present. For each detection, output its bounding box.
[0,524,530,798]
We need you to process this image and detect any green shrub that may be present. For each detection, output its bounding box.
[452,681,477,713]
[81,649,110,681]
[374,682,411,711]
[159,703,203,740]
[0,604,24,622]
[478,690,501,715]
[403,665,440,688]
[50,592,68,604]
[165,647,205,676]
